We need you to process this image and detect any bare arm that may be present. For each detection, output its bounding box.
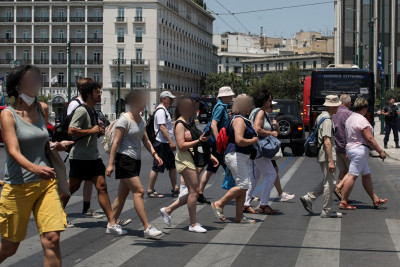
[362,127,385,155]
[107,127,125,168]
[253,110,277,137]
[0,110,55,179]
[175,123,208,151]
[159,124,174,144]
[68,126,99,138]
[211,120,219,141]
[233,118,258,147]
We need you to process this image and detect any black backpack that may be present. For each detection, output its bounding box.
[175,120,211,167]
[304,117,329,157]
[146,107,167,143]
[54,99,81,142]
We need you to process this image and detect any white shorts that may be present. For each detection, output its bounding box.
[225,152,250,190]
[346,145,371,176]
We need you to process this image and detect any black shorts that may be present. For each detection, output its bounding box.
[69,158,106,180]
[206,149,226,173]
[115,153,141,179]
[272,160,277,168]
[152,141,176,173]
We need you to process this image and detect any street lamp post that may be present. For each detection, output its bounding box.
[380,0,386,135]
[143,79,149,120]
[115,57,121,117]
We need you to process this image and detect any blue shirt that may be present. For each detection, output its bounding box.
[212,99,228,129]
[225,115,257,155]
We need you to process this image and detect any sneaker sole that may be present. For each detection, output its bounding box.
[300,197,313,214]
[160,209,171,227]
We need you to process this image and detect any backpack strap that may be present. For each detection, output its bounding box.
[120,113,131,136]
[153,107,168,138]
[174,119,191,130]
[211,102,226,128]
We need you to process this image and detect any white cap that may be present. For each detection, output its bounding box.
[272,100,278,105]
[217,86,235,98]
[160,91,176,99]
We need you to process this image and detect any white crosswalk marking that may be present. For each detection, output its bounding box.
[186,157,304,267]
[386,219,400,262]
[295,217,341,267]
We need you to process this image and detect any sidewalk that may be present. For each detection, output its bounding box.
[373,117,400,160]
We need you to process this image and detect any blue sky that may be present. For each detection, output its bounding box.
[206,0,335,38]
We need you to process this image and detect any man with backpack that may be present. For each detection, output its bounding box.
[60,80,127,235]
[66,78,103,220]
[300,95,343,218]
[198,86,234,204]
[147,91,179,198]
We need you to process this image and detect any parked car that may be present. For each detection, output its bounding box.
[269,99,306,156]
[95,109,110,127]
[198,97,217,123]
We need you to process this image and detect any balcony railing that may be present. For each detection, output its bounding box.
[70,59,85,64]
[34,38,49,43]
[52,82,67,87]
[52,17,67,22]
[87,59,103,65]
[51,59,67,64]
[0,59,12,64]
[114,17,127,23]
[112,59,126,65]
[112,82,126,87]
[70,38,85,43]
[34,59,49,64]
[133,17,145,22]
[88,17,103,22]
[20,59,31,64]
[131,82,144,88]
[17,38,31,43]
[41,82,49,87]
[0,38,13,43]
[17,17,32,22]
[70,17,85,22]
[0,17,13,22]
[34,17,49,22]
[87,38,103,43]
[131,59,145,65]
[135,37,142,43]
[52,38,67,43]
[117,37,124,43]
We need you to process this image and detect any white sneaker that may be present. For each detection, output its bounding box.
[321,211,343,218]
[66,221,75,228]
[280,192,295,202]
[117,218,132,226]
[106,223,128,235]
[160,207,171,227]
[300,195,313,214]
[82,208,104,219]
[144,225,163,239]
[188,223,207,233]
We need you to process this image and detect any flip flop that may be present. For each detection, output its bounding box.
[147,190,164,198]
[374,198,387,209]
[211,202,226,222]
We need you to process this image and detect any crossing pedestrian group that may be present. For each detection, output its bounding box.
[0,65,389,265]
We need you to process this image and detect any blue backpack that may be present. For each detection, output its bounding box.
[203,102,226,148]
[304,117,329,157]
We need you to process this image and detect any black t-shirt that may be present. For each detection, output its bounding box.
[384,105,398,122]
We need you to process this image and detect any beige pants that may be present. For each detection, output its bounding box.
[307,162,337,213]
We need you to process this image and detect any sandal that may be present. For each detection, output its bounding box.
[211,202,226,222]
[258,205,279,215]
[339,202,356,210]
[334,187,342,201]
[243,206,259,214]
[147,190,164,198]
[234,216,256,224]
[171,189,180,197]
[373,198,387,209]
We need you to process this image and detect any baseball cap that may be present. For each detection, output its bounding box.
[160,91,176,99]
[190,94,204,104]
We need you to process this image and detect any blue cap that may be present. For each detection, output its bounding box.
[190,94,204,105]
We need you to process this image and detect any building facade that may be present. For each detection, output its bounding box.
[0,0,214,117]
[334,0,399,88]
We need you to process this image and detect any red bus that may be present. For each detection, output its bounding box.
[302,76,311,130]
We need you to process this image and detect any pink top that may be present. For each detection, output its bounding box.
[345,113,373,151]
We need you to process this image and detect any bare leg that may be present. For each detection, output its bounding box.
[180,168,200,226]
[92,175,116,225]
[169,168,179,191]
[121,177,150,230]
[60,178,82,208]
[82,181,93,212]
[337,173,350,190]
[361,174,379,202]
[340,174,357,205]
[0,239,20,263]
[148,170,158,192]
[235,190,247,221]
[199,171,213,194]
[40,231,61,267]
[273,166,283,196]
[214,187,244,209]
[111,181,130,221]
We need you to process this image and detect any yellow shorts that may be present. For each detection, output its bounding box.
[0,179,66,243]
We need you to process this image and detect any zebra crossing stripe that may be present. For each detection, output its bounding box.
[186,157,304,267]
[386,219,400,262]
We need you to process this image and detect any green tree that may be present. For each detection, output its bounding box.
[37,94,52,104]
[205,72,242,96]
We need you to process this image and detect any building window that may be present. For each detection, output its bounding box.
[58,29,65,39]
[236,57,239,62]
[5,50,13,60]
[40,8,48,18]
[261,64,264,71]
[5,9,12,19]
[40,50,48,60]
[219,66,221,73]
[267,64,269,71]
[41,72,48,85]
[57,72,64,84]
[93,50,101,62]
[136,7,143,18]
[225,66,229,72]
[5,29,12,39]
[118,48,124,59]
[313,60,317,68]
[23,50,30,61]
[93,8,101,18]
[117,27,124,42]
[118,7,124,18]
[58,50,65,60]
[135,72,143,84]
[225,57,229,63]
[136,49,142,60]
[75,29,83,39]
[135,27,143,42]
[255,65,258,72]
[93,72,101,83]
[93,29,101,39]
[23,29,30,38]
[303,61,306,69]
[40,29,48,38]
[75,8,83,18]
[23,8,30,18]
[75,50,83,61]
[58,8,65,18]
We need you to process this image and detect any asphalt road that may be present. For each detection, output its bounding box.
[1,124,400,266]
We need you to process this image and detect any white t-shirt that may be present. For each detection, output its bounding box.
[345,112,373,151]
[67,97,83,115]
[154,104,173,143]
[115,115,145,160]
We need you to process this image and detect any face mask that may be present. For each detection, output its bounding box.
[20,93,36,106]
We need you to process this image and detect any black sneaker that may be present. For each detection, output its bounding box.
[197,194,211,204]
[384,144,388,149]
[396,144,400,149]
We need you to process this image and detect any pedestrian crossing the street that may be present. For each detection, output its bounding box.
[4,156,400,267]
